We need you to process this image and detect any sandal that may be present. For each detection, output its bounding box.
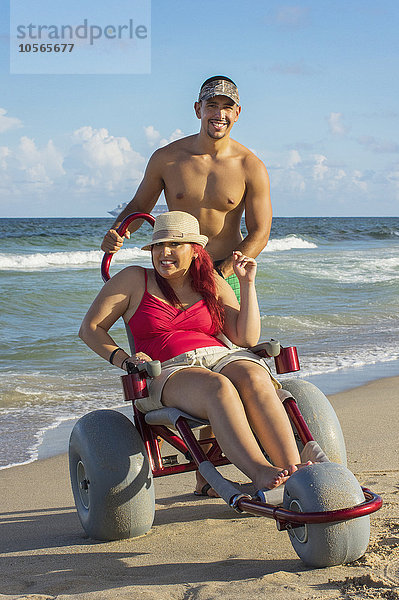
[194,483,217,497]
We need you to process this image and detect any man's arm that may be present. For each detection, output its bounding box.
[217,155,272,278]
[101,150,165,253]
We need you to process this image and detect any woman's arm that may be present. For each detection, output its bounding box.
[217,252,261,347]
[79,266,147,369]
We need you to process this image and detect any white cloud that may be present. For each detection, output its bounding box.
[67,126,146,191]
[0,137,66,209]
[268,151,399,214]
[0,108,23,133]
[261,147,388,212]
[312,154,329,180]
[282,169,306,193]
[0,137,65,192]
[18,137,65,182]
[352,170,368,192]
[328,112,348,136]
[144,125,184,149]
[159,128,184,148]
[144,125,161,147]
[0,126,148,214]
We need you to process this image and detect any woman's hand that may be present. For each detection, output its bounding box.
[132,351,152,363]
[220,251,260,347]
[232,251,257,283]
[122,351,153,370]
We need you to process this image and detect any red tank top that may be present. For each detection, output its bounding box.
[128,270,226,363]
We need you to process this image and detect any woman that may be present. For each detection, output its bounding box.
[79,211,305,494]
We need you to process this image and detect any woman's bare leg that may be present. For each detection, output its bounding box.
[161,367,291,490]
[219,361,301,469]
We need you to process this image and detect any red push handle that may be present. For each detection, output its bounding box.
[101,212,155,282]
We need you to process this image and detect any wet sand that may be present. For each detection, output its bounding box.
[0,377,398,600]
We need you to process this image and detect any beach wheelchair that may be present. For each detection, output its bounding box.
[69,213,382,568]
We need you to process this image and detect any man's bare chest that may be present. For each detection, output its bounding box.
[163,159,246,210]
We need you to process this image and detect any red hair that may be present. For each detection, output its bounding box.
[152,244,224,333]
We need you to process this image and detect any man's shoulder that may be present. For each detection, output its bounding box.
[230,140,267,174]
[151,134,197,160]
[228,139,261,160]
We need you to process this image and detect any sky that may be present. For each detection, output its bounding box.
[0,0,398,217]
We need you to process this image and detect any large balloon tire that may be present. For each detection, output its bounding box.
[283,462,370,567]
[279,378,347,465]
[69,409,155,541]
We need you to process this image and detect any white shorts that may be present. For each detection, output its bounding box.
[135,345,281,413]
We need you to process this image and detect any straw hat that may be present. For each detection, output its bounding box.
[141,211,208,251]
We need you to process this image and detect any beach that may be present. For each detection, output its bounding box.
[1,376,398,600]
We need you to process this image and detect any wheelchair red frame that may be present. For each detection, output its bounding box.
[101,212,382,531]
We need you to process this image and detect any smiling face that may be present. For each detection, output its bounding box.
[194,95,241,140]
[151,241,197,279]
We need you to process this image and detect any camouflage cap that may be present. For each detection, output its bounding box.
[198,77,240,105]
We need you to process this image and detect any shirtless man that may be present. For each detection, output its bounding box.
[101,76,273,496]
[101,76,272,291]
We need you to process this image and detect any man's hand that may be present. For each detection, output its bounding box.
[101,229,131,254]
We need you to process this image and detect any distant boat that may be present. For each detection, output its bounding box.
[108,203,168,217]
[108,202,128,217]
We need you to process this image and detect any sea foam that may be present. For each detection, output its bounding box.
[298,344,399,379]
[0,237,316,270]
[0,247,149,271]
[262,236,317,252]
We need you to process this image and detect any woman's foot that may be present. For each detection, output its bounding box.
[194,471,219,498]
[254,466,290,490]
[267,468,290,489]
[255,461,313,491]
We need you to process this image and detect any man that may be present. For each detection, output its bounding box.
[101,75,272,301]
[102,76,273,496]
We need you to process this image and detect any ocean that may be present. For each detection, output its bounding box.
[1,214,399,469]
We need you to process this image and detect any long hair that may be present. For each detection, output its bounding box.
[152,244,225,333]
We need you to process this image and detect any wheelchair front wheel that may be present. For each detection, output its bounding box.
[283,462,370,567]
[69,409,155,541]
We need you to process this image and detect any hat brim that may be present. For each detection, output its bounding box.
[199,91,239,105]
[141,234,208,251]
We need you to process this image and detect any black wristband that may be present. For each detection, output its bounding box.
[109,347,122,365]
[121,357,130,371]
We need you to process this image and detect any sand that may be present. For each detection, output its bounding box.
[0,376,398,600]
